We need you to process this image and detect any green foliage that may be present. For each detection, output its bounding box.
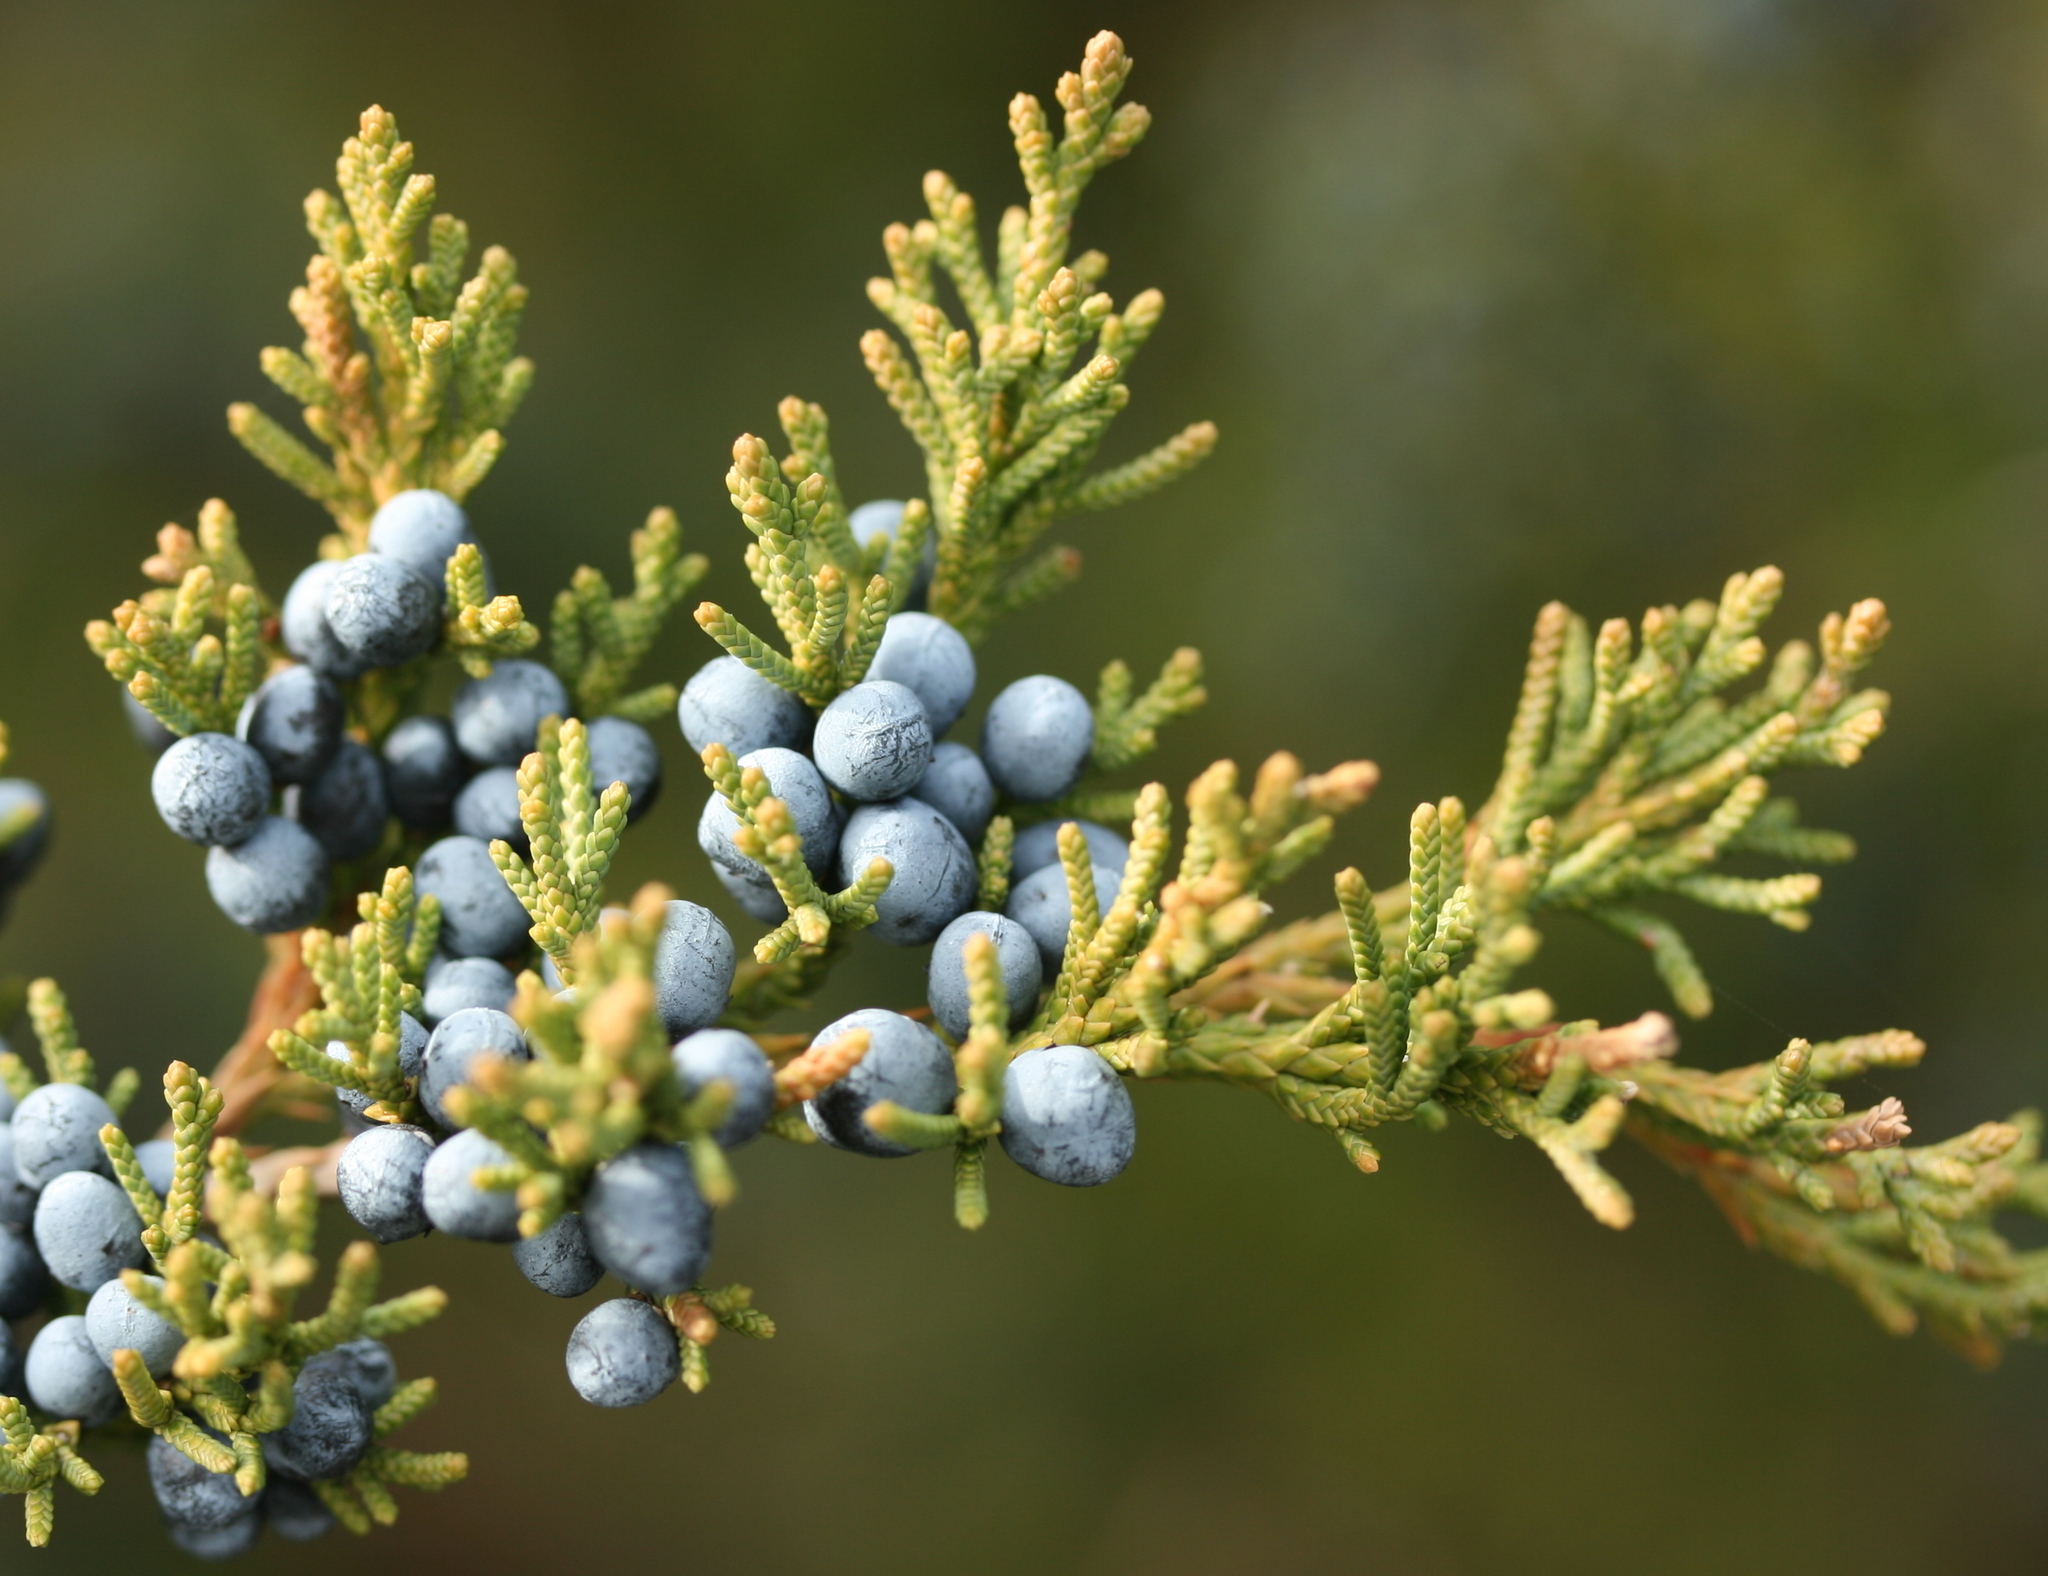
[488,717,629,983]
[229,105,530,545]
[443,541,540,678]
[861,30,1216,640]
[552,506,708,718]
[0,1403,99,1548]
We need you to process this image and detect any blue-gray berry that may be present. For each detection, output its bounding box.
[0,1125,39,1225]
[1012,817,1128,882]
[148,1427,252,1531]
[565,1296,680,1408]
[670,1028,776,1147]
[588,715,662,822]
[813,680,933,802]
[848,498,935,604]
[12,1081,117,1187]
[26,1315,123,1426]
[264,1362,373,1481]
[324,553,442,668]
[451,659,568,767]
[123,687,181,754]
[998,1045,1136,1186]
[422,955,517,1025]
[677,655,810,758]
[804,1008,958,1158]
[85,1272,184,1374]
[133,1137,177,1197]
[927,912,1043,1040]
[336,1125,436,1244]
[915,743,995,845]
[34,1169,146,1292]
[697,747,838,880]
[300,1337,397,1410]
[415,834,531,958]
[265,1477,336,1542]
[802,1102,844,1149]
[452,763,526,851]
[151,733,272,847]
[580,1142,712,1296]
[420,1007,529,1129]
[514,1210,604,1297]
[170,1516,263,1560]
[837,799,976,945]
[420,1128,522,1241]
[1005,859,1125,975]
[0,779,47,890]
[295,738,390,861]
[235,665,344,786]
[653,900,736,1040]
[868,612,976,735]
[0,1224,49,1318]
[381,714,466,830]
[205,816,331,933]
[980,674,1094,802]
[368,488,476,583]
[711,859,787,925]
[280,559,368,681]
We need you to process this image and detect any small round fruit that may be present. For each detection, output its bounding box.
[336,1124,436,1244]
[367,488,476,582]
[419,1007,530,1129]
[421,955,517,1025]
[264,1363,373,1482]
[295,738,390,861]
[676,655,810,758]
[26,1315,123,1427]
[381,714,466,830]
[420,1128,521,1242]
[415,834,531,958]
[33,1170,147,1292]
[653,900,736,1040]
[581,1142,713,1297]
[670,1028,776,1147]
[804,1008,958,1158]
[236,665,344,786]
[565,1297,680,1408]
[11,1081,117,1187]
[1005,859,1125,975]
[812,680,933,802]
[205,816,331,932]
[324,553,442,668]
[697,747,838,879]
[980,674,1094,802]
[451,659,569,767]
[85,1273,184,1374]
[1011,818,1128,883]
[452,763,526,850]
[514,1211,604,1298]
[998,1045,1136,1186]
[151,733,271,847]
[587,715,662,822]
[927,912,1043,1040]
[280,559,368,680]
[914,743,995,845]
[836,799,976,945]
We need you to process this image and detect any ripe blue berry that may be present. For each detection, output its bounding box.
[415,834,531,958]
[671,1028,777,1146]
[804,1008,958,1158]
[588,715,662,822]
[381,713,467,830]
[927,912,1043,1040]
[26,1315,123,1427]
[837,799,976,945]
[85,1273,184,1374]
[420,1007,529,1129]
[451,659,569,767]
[514,1211,605,1298]
[205,816,331,932]
[421,955,517,1024]
[1011,818,1128,882]
[336,1124,436,1244]
[324,553,442,668]
[133,1137,177,1197]
[565,1297,680,1408]
[34,1169,146,1292]
[236,665,344,786]
[300,1338,397,1409]
[980,674,1094,802]
[453,763,526,851]
[12,1081,117,1187]
[581,1142,713,1297]
[697,747,838,881]
[280,559,368,680]
[677,656,811,758]
[0,779,46,893]
[868,612,977,735]
[1005,859,1125,974]
[148,1426,253,1530]
[151,733,271,847]
[368,488,477,583]
[813,680,933,802]
[295,738,390,861]
[265,1362,373,1481]
[915,743,995,845]
[265,1477,336,1542]
[0,1224,50,1318]
[998,1045,1136,1186]
[421,1128,521,1241]
[711,859,786,924]
[653,900,736,1039]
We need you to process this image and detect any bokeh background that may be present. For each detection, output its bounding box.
[1,0,2045,1570]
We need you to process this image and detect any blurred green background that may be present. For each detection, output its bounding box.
[2,0,2046,1570]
